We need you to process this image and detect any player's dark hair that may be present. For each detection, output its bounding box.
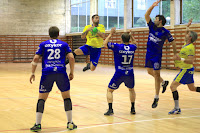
[156,15,166,26]
[190,31,198,43]
[49,26,59,39]
[92,14,99,20]
[121,33,130,43]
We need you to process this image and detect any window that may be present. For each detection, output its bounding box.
[98,0,124,30]
[133,0,170,28]
[71,0,90,32]
[182,0,200,24]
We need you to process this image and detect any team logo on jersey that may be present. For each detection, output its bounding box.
[109,83,117,89]
[149,33,162,43]
[45,44,62,48]
[50,39,57,43]
[124,46,130,51]
[154,62,160,69]
[40,85,47,92]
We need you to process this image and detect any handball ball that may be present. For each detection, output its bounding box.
[92,27,98,34]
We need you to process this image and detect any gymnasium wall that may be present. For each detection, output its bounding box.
[0,26,200,71]
[0,0,66,35]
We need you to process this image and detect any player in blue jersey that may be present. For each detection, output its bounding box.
[168,19,200,114]
[145,0,177,108]
[103,27,138,115]
[29,26,77,132]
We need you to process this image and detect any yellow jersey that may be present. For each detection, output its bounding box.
[175,43,195,69]
[83,24,105,48]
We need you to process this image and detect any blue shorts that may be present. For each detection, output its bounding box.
[145,54,162,70]
[39,72,70,93]
[108,72,135,89]
[174,67,194,85]
[79,45,101,67]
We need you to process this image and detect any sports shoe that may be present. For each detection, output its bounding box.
[162,81,169,93]
[67,122,77,130]
[130,108,136,114]
[65,59,69,65]
[83,63,90,72]
[30,123,41,132]
[104,109,114,115]
[152,98,159,108]
[168,108,181,115]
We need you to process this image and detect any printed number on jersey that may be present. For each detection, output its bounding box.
[122,55,133,64]
[47,49,61,59]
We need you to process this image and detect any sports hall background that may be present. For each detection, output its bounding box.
[0,0,200,71]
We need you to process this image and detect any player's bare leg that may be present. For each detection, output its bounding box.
[147,68,169,93]
[104,88,114,115]
[30,93,49,132]
[61,90,77,130]
[129,88,136,114]
[168,81,181,114]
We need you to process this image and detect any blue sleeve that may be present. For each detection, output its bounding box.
[166,31,174,42]
[147,19,154,30]
[107,42,118,51]
[35,42,44,56]
[65,43,72,54]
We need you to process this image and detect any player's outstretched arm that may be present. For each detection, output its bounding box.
[96,31,105,38]
[103,27,116,48]
[171,40,177,55]
[67,53,75,80]
[129,30,138,45]
[186,18,193,35]
[145,0,161,23]
[30,54,41,84]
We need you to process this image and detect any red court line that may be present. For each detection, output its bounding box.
[49,97,133,121]
[0,97,134,132]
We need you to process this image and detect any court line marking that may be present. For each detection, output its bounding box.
[52,115,200,133]
[0,115,200,132]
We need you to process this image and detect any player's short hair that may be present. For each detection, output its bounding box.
[49,26,59,38]
[121,33,130,43]
[92,14,99,19]
[156,15,166,26]
[190,31,198,43]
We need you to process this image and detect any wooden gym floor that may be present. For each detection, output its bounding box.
[0,63,200,133]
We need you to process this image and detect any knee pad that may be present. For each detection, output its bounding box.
[172,91,179,100]
[36,99,45,113]
[64,98,72,111]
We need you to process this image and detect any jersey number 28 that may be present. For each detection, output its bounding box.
[47,49,61,59]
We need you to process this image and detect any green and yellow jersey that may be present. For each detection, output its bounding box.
[83,24,105,48]
[175,43,195,69]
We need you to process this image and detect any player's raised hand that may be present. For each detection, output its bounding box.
[152,0,161,7]
[69,73,74,81]
[30,74,35,84]
[110,27,116,34]
[173,54,180,61]
[187,18,193,27]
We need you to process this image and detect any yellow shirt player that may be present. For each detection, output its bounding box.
[65,14,105,72]
[168,19,200,115]
[174,42,195,69]
[83,24,105,48]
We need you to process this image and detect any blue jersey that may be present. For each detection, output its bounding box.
[107,42,137,75]
[147,19,174,56]
[36,39,72,74]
